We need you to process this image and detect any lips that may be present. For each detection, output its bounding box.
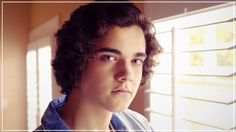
[111,87,132,95]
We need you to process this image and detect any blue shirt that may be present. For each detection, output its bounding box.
[35,95,154,131]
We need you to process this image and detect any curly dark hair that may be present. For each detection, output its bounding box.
[52,2,162,96]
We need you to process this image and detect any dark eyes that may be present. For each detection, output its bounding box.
[99,54,144,65]
[100,55,117,62]
[132,59,144,65]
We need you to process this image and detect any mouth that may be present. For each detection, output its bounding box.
[111,87,132,96]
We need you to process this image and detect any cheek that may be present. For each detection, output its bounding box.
[80,64,114,87]
[134,67,143,81]
[131,68,143,91]
[79,72,108,97]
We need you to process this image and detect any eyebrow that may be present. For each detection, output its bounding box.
[95,47,147,58]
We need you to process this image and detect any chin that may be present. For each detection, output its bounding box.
[109,104,130,112]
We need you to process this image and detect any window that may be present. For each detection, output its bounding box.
[26,37,52,130]
[26,16,59,131]
[146,2,235,131]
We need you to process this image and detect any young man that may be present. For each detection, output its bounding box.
[36,1,162,131]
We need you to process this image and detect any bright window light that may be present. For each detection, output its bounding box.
[38,46,52,118]
[148,2,235,131]
[26,50,37,130]
[26,40,52,130]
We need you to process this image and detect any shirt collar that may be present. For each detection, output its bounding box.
[41,95,70,130]
[40,95,127,131]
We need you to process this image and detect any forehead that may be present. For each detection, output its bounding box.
[94,25,146,54]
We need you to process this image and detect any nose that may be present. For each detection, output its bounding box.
[114,60,134,82]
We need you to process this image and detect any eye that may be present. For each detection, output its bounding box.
[132,59,144,65]
[100,55,117,62]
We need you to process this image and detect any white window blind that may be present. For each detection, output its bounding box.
[26,37,52,131]
[146,2,235,131]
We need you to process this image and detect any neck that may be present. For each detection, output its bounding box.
[59,88,113,131]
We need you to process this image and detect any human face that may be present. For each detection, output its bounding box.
[78,25,146,112]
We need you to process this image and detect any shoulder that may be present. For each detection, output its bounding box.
[34,125,45,132]
[113,109,154,131]
[34,95,70,131]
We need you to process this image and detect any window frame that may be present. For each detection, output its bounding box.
[146,2,235,131]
